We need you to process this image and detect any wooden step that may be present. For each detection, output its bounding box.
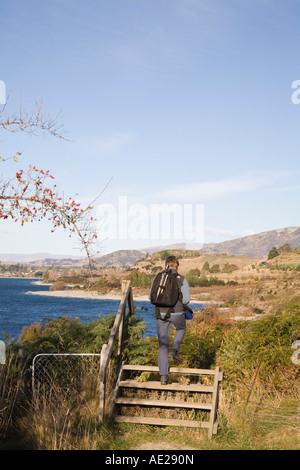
[114,415,211,429]
[122,364,223,380]
[115,397,212,410]
[111,363,223,438]
[119,380,213,393]
[123,364,214,375]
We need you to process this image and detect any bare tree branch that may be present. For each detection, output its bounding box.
[0,99,112,269]
[0,99,67,140]
[0,163,108,267]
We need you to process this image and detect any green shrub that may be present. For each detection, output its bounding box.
[271,264,298,271]
[202,261,210,271]
[189,268,201,277]
[218,313,300,387]
[18,315,115,355]
[210,264,220,273]
[95,276,109,292]
[127,270,154,287]
[158,250,173,260]
[221,263,239,273]
[268,247,279,259]
[279,243,292,253]
[180,309,233,369]
[185,272,225,287]
[286,298,300,315]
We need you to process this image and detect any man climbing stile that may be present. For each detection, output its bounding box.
[149,255,190,384]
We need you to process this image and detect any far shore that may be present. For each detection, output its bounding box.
[25,289,215,305]
[26,289,137,301]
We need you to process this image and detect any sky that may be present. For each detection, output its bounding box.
[1,0,300,257]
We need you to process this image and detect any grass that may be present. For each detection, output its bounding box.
[1,341,299,450]
[1,301,299,450]
[1,358,299,450]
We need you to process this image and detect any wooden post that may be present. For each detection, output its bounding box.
[18,348,29,398]
[108,361,126,419]
[99,280,132,422]
[117,308,125,357]
[208,366,220,439]
[128,286,136,324]
[99,343,107,421]
[117,280,129,356]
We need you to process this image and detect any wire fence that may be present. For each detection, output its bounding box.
[31,354,101,414]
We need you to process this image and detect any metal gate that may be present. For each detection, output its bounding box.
[31,353,101,411]
[30,281,136,422]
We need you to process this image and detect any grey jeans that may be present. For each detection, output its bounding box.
[156,313,186,376]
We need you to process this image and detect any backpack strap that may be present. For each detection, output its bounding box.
[176,274,184,303]
[155,306,172,321]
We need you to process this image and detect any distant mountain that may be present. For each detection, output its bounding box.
[94,249,145,269]
[139,243,200,255]
[29,257,85,268]
[2,226,299,267]
[141,227,300,258]
[200,226,300,258]
[0,252,83,264]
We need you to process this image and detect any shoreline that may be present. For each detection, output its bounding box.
[25,289,216,305]
[26,289,131,301]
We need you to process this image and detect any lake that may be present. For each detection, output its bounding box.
[0,278,204,342]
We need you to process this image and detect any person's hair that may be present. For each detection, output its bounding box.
[165,255,179,269]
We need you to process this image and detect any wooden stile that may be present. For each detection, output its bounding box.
[110,363,223,438]
[99,280,224,438]
[99,280,133,421]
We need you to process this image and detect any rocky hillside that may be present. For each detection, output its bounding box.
[95,249,145,268]
[2,226,300,268]
[201,226,300,258]
[0,249,145,269]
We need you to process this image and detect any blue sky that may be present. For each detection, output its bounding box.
[1,0,300,256]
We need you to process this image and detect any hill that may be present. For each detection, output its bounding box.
[95,249,145,268]
[201,226,300,258]
[0,250,145,269]
[0,252,83,264]
[1,226,300,268]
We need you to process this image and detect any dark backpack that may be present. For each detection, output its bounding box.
[150,269,181,308]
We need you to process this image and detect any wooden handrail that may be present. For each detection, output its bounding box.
[99,279,135,421]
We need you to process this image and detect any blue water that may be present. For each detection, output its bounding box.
[0,278,204,343]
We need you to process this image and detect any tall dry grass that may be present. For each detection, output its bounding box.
[0,351,27,441]
[1,352,115,450]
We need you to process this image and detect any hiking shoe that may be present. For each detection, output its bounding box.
[169,352,183,364]
[160,375,170,385]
